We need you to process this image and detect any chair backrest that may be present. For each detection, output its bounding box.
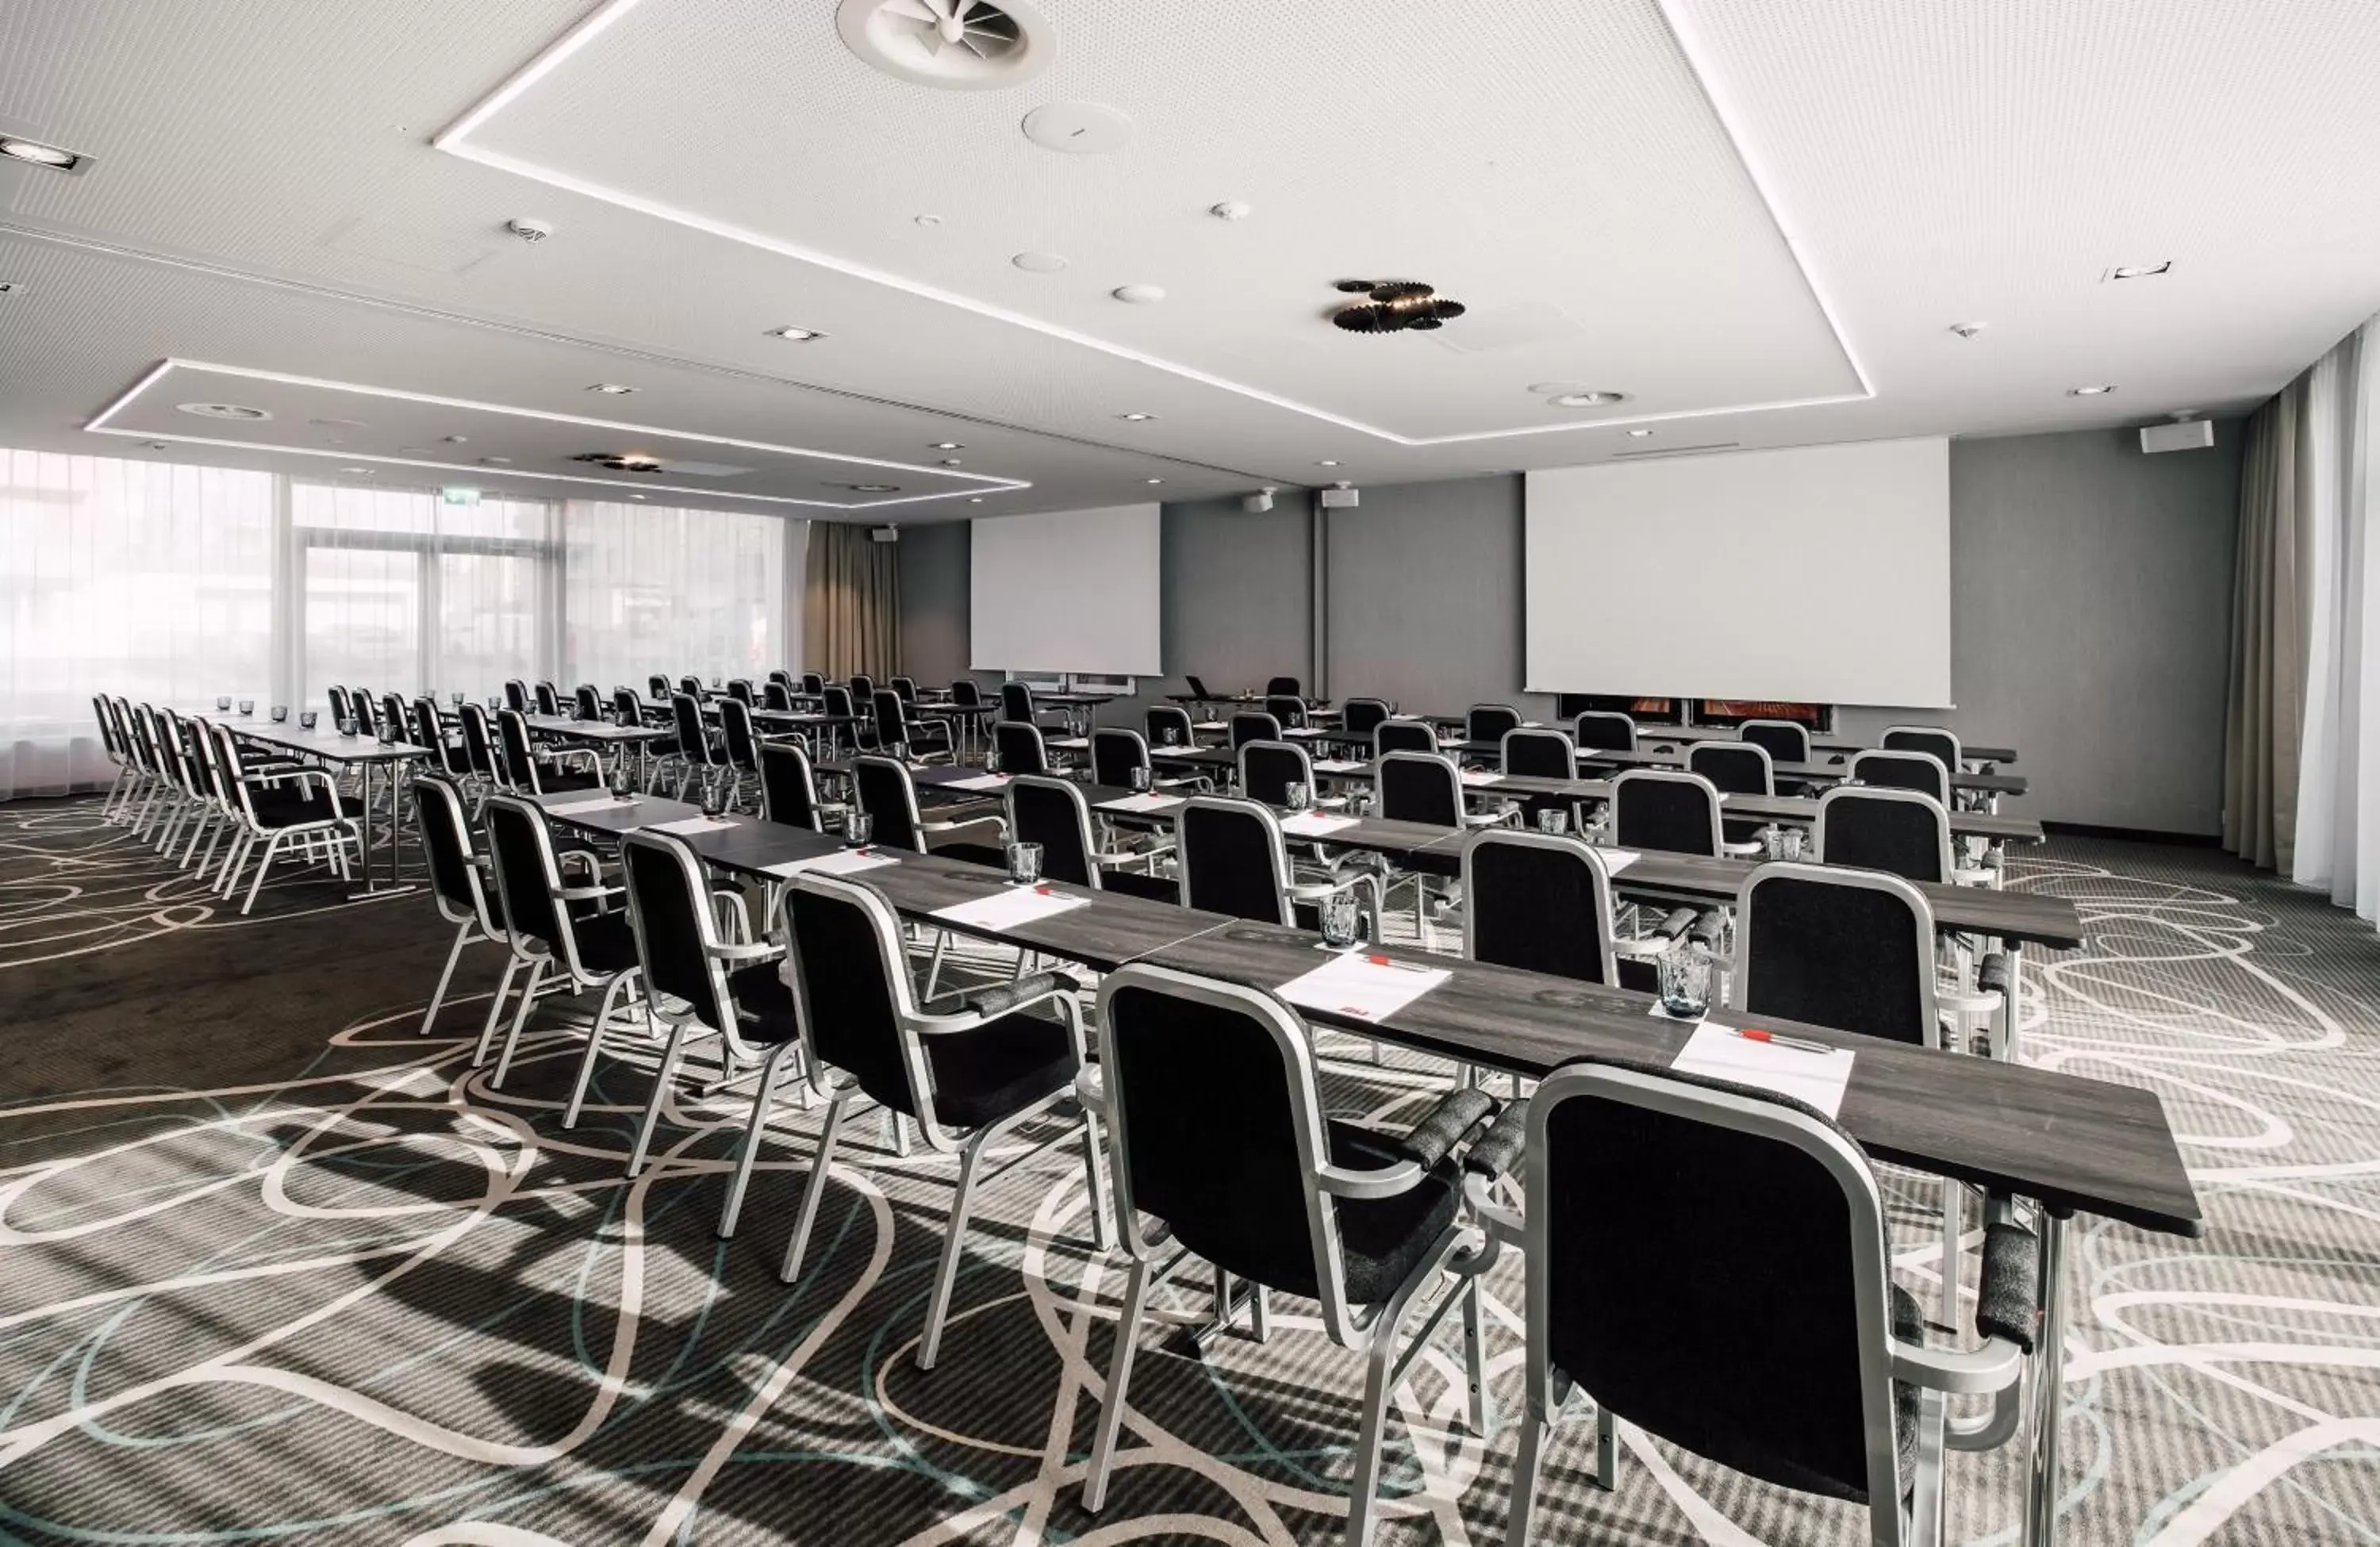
[1688,740,1775,797]
[1736,861,1938,1046]
[727,678,755,706]
[1522,1061,1907,1514]
[720,697,762,772]
[574,684,601,720]
[993,720,1048,776]
[1572,711,1637,753]
[891,676,918,704]
[801,671,827,697]
[411,697,460,777]
[1008,774,1099,886]
[1263,693,1307,730]
[781,873,932,1118]
[495,708,540,791]
[1000,681,1035,723]
[1463,830,1618,985]
[758,740,822,830]
[460,703,497,776]
[1098,964,1372,1335]
[678,675,703,697]
[1265,675,1301,698]
[851,755,923,850]
[1500,727,1576,781]
[1881,725,1963,774]
[649,674,672,700]
[1467,704,1522,745]
[1091,727,1150,789]
[612,687,642,726]
[869,689,910,754]
[1237,739,1312,808]
[1611,769,1724,856]
[769,669,793,687]
[1229,710,1281,750]
[1375,717,1437,757]
[823,684,856,721]
[620,830,737,1042]
[762,680,794,712]
[381,692,409,739]
[848,673,875,702]
[1177,797,1292,925]
[1738,718,1810,766]
[349,689,378,734]
[480,795,568,958]
[89,696,121,760]
[1378,750,1462,827]
[948,678,981,709]
[326,684,352,725]
[1815,786,1953,885]
[1850,748,1950,805]
[413,774,494,931]
[1341,697,1392,742]
[504,679,529,713]
[1144,704,1194,749]
[533,681,561,717]
[670,693,712,766]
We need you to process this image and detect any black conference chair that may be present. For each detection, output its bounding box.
[776,869,1107,1369]
[873,688,955,764]
[1264,675,1302,698]
[1687,741,1778,852]
[379,692,410,743]
[497,708,603,797]
[1814,786,2006,1038]
[1739,717,1812,766]
[326,684,353,730]
[205,721,362,914]
[758,740,826,831]
[1461,827,1689,996]
[478,793,641,1090]
[678,674,704,699]
[853,755,1005,867]
[1610,769,1729,857]
[413,697,470,785]
[1572,710,1637,754]
[727,678,756,707]
[718,697,770,810]
[768,668,794,689]
[1177,796,1379,933]
[818,685,859,759]
[1077,965,1507,1545]
[800,671,827,697]
[573,684,602,722]
[1001,681,1069,731]
[1264,693,1309,731]
[648,674,673,701]
[1852,748,1953,806]
[1883,725,1966,774]
[1238,739,1317,808]
[1145,704,1196,751]
[458,703,502,790]
[1008,774,1177,902]
[1465,704,1522,749]
[1377,749,1464,827]
[504,679,530,714]
[349,688,379,736]
[1374,717,1438,758]
[612,829,803,1234]
[1500,726,1581,830]
[1340,697,1392,750]
[762,680,796,713]
[1230,710,1282,750]
[1479,1061,2032,1547]
[992,720,1050,777]
[412,774,516,1048]
[890,675,919,706]
[663,691,731,800]
[532,681,562,718]
[847,672,875,704]
[1090,727,1152,789]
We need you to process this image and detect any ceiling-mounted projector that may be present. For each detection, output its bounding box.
[1242,486,1278,512]
[1319,482,1360,509]
[2141,419,2215,454]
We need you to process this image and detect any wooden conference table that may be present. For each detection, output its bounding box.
[526,786,2194,1547]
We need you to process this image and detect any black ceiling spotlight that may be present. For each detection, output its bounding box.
[1331,278,1466,333]
[570,451,664,472]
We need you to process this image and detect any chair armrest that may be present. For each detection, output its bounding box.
[1461,1169,1527,1245]
[1687,909,1727,951]
[556,883,624,902]
[1315,1156,1425,1200]
[1976,951,2011,999]
[1401,1087,1495,1170]
[708,940,783,965]
[1074,1063,1107,1116]
[1461,1097,1529,1180]
[919,968,1081,1023]
[1650,907,1698,944]
[245,767,334,794]
[550,747,601,770]
[1975,1216,2040,1353]
[1890,1330,2026,1396]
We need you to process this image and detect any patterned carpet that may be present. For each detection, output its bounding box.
[2,793,2377,1545]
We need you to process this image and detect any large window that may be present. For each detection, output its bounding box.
[0,449,275,797]
[564,500,786,692]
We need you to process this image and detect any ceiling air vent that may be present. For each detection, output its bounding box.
[836,0,1053,90]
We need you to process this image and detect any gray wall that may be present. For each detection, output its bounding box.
[905,426,2242,835]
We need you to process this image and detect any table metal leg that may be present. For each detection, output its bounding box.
[1999,942,2025,1063]
[347,760,416,899]
[2021,1207,2072,1547]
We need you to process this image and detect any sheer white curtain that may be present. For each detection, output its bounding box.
[0,448,275,798]
[562,501,797,690]
[2291,316,2380,918]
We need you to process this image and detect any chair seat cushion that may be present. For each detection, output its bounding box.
[249,794,347,830]
[923,1009,1079,1129]
[726,962,800,1044]
[1324,1119,1464,1305]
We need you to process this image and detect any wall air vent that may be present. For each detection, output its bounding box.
[836,0,1053,90]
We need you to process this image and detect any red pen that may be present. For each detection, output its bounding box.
[1736,1027,1835,1055]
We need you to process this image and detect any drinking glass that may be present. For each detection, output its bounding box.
[1347,785,1374,818]
[1763,825,1787,862]
[1006,841,1044,886]
[846,810,873,846]
[337,716,357,738]
[1284,781,1311,812]
[378,722,399,746]
[1161,725,1181,747]
[1536,806,1569,836]
[1782,827,1806,862]
[1657,943,1713,1019]
[1128,765,1152,793]
[699,777,727,818]
[609,762,635,799]
[215,696,232,711]
[451,691,464,708]
[487,696,502,712]
[237,699,255,716]
[299,710,318,731]
[985,746,1001,774]
[1319,889,1363,950]
[270,705,289,723]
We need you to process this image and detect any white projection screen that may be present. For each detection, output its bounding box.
[969,504,1162,676]
[1525,439,1952,706]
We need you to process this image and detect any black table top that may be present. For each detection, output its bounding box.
[222,720,431,763]
[519,715,670,743]
[1576,744,2029,797]
[1419,715,2021,766]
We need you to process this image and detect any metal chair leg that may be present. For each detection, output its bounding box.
[780,1090,853,1282]
[624,1018,696,1178]
[917,1135,991,1371]
[718,1041,799,1238]
[420,921,472,1035]
[489,960,548,1085]
[240,832,285,915]
[1082,1253,1155,1513]
[557,970,633,1124]
[474,956,524,1065]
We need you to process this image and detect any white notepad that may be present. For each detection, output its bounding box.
[946,773,1011,792]
[1284,727,1330,739]
[1193,720,1227,731]
[650,816,737,835]
[765,848,898,879]
[931,885,1091,931]
[1097,793,1184,814]
[1459,770,1503,786]
[1050,737,1091,750]
[1278,811,1360,837]
[543,795,633,816]
[1277,952,1449,1023]
[1595,847,1640,876]
[1668,1019,1854,1119]
[1310,758,1365,774]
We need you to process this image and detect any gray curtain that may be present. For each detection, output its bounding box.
[2223,384,2313,869]
[803,521,901,681]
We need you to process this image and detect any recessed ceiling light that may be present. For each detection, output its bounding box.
[478,455,512,466]
[768,325,825,341]
[2107,261,2172,280]
[914,213,942,228]
[1626,428,1655,438]
[940,458,963,466]
[175,402,271,420]
[1118,412,1154,422]
[1112,283,1166,305]
[441,435,469,443]
[0,136,85,172]
[1146,478,1164,484]
[1012,251,1068,273]
[1551,391,1630,408]
[628,493,646,501]
[969,497,985,503]
[340,466,370,474]
[588,382,637,394]
[1317,459,1340,467]
[2069,385,2117,397]
[931,441,964,451]
[851,483,899,493]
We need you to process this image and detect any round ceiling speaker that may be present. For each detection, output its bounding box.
[837,0,1053,90]
[176,402,271,420]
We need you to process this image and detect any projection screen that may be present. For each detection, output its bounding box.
[969,503,1162,677]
